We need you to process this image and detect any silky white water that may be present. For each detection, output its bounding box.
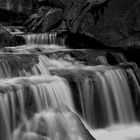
[0,42,140,140]
[23,32,60,45]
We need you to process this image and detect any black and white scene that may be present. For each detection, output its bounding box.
[0,0,140,140]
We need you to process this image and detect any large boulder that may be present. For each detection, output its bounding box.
[63,0,109,35]
[0,25,26,48]
[24,6,63,32]
[63,0,140,48]
[42,7,63,32]
[93,0,140,47]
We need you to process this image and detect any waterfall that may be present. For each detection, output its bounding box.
[98,69,135,124]
[23,32,65,45]
[51,65,138,128]
[0,74,75,140]
[0,40,140,140]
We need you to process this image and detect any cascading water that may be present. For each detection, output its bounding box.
[23,32,65,46]
[50,65,138,128]
[0,35,140,140]
[17,32,66,52]
[23,33,57,45]
[0,75,75,140]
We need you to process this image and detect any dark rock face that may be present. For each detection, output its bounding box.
[0,24,15,47]
[0,25,26,48]
[48,0,67,8]
[42,8,63,32]
[94,0,140,47]
[125,1,140,33]
[24,6,63,32]
[63,0,140,48]
[63,0,109,36]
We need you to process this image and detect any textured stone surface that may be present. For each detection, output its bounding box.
[0,25,26,47]
[63,0,109,36]
[63,0,140,48]
[0,24,16,47]
[42,8,63,32]
[24,6,63,32]
[48,0,67,8]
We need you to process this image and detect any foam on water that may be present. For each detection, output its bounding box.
[90,124,140,140]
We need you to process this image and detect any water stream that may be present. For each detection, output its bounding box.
[0,32,140,140]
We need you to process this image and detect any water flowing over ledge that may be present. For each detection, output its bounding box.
[0,0,140,139]
[0,41,140,140]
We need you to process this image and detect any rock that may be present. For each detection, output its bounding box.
[100,0,140,47]
[0,25,26,47]
[42,8,63,32]
[0,24,15,47]
[48,0,67,8]
[38,0,67,9]
[25,6,63,33]
[63,0,140,49]
[23,6,51,31]
[53,20,67,31]
[13,109,96,140]
[116,34,140,49]
[125,1,140,33]
[0,54,38,78]
[64,0,109,36]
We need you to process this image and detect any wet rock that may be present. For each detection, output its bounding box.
[0,54,38,77]
[13,109,96,140]
[107,0,140,48]
[24,6,63,33]
[42,8,63,32]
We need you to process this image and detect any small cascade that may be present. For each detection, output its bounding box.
[23,32,60,45]
[97,56,108,65]
[97,69,135,124]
